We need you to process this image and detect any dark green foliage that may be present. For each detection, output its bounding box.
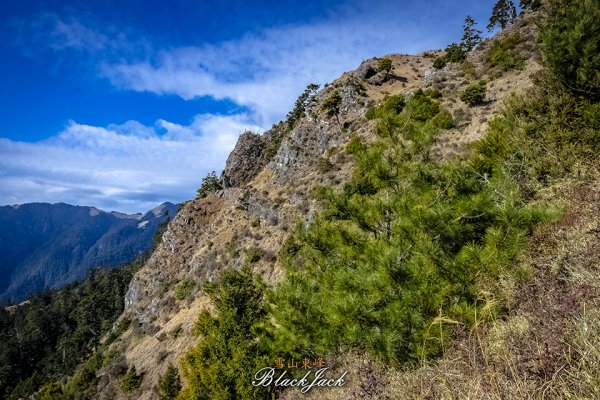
[487,33,525,71]
[286,83,320,129]
[366,95,405,120]
[38,382,63,399]
[322,92,342,118]
[444,43,467,63]
[175,279,196,300]
[541,0,600,98]
[433,57,447,69]
[378,57,393,75]
[460,81,487,106]
[179,267,272,400]
[431,109,455,129]
[61,352,104,398]
[471,74,600,179]
[346,136,365,154]
[520,0,541,9]
[0,259,141,400]
[382,94,406,112]
[488,0,517,31]
[157,364,182,400]
[266,86,558,364]
[461,16,483,52]
[196,171,222,199]
[425,88,443,99]
[406,89,440,121]
[432,43,466,69]
[120,365,143,393]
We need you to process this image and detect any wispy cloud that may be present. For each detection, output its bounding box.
[2,0,491,211]
[0,114,260,213]
[101,9,447,125]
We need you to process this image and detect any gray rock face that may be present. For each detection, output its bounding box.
[367,71,390,85]
[222,131,266,187]
[0,202,177,304]
[355,59,391,85]
[355,60,377,80]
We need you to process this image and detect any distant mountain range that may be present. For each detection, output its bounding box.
[0,202,177,304]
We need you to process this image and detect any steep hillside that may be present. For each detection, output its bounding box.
[0,202,177,304]
[49,2,600,399]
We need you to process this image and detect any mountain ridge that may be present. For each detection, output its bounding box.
[0,201,177,304]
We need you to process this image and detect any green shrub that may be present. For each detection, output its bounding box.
[378,57,393,74]
[432,109,455,129]
[459,60,478,79]
[119,366,143,393]
[520,0,541,10]
[433,57,446,69]
[541,0,600,98]
[406,89,440,121]
[487,33,525,71]
[38,383,63,400]
[346,136,365,154]
[175,279,196,300]
[460,81,487,106]
[179,267,272,400]
[318,156,333,173]
[444,43,467,63]
[366,95,405,120]
[157,364,181,400]
[196,171,222,199]
[322,92,342,117]
[382,94,406,112]
[424,88,442,99]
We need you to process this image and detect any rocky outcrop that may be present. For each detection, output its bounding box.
[355,60,377,80]
[222,131,266,187]
[354,59,391,85]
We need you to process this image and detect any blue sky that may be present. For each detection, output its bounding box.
[0,0,498,213]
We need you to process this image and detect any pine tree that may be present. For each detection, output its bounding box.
[378,57,393,77]
[196,171,222,199]
[461,16,483,52]
[541,0,600,98]
[321,92,342,127]
[487,0,517,31]
[157,365,181,400]
[520,0,541,9]
[286,83,320,129]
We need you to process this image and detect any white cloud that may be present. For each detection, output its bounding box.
[101,5,451,126]
[3,0,491,212]
[0,114,260,213]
